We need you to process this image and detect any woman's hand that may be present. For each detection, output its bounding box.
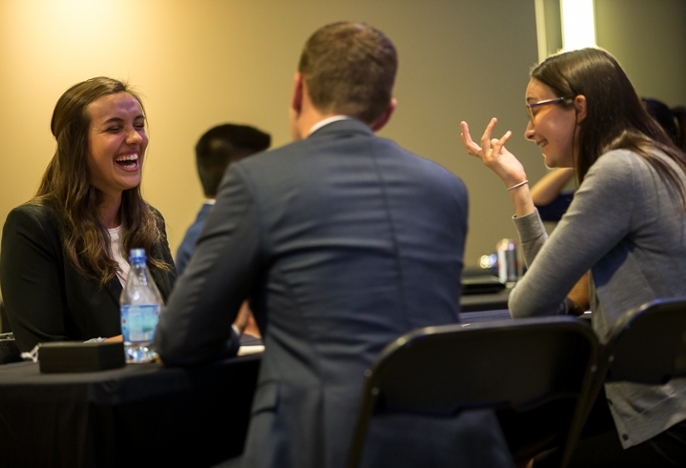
[461,118,536,217]
[460,118,527,188]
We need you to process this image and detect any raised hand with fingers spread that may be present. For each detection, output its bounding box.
[460,118,535,217]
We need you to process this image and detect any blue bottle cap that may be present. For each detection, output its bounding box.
[129,248,146,260]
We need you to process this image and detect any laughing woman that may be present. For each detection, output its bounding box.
[461,48,686,466]
[0,77,176,352]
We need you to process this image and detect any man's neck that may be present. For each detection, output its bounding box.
[291,81,360,140]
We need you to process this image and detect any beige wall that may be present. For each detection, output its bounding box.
[0,0,684,278]
[595,0,686,106]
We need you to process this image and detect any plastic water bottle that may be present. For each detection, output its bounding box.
[120,248,162,363]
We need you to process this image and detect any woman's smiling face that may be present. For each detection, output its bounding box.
[86,92,148,201]
[524,79,580,168]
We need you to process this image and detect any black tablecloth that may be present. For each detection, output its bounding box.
[0,288,510,468]
[0,354,260,468]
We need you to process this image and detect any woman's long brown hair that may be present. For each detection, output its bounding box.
[33,76,170,285]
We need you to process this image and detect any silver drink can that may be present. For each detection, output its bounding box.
[496,238,518,284]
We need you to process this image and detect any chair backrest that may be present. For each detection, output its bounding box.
[603,297,686,384]
[0,301,21,365]
[346,315,599,468]
[0,333,21,364]
[0,301,10,334]
[565,297,686,462]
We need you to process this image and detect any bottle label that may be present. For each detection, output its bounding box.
[121,304,160,343]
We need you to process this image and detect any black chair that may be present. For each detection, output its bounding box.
[346,316,599,468]
[0,302,20,364]
[0,300,10,333]
[564,297,686,461]
[0,332,20,364]
[601,297,686,386]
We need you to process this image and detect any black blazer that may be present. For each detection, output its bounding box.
[156,119,514,468]
[0,202,176,352]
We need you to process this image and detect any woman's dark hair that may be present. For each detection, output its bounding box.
[531,48,686,204]
[34,76,170,285]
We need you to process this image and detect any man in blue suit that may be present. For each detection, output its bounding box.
[156,21,513,468]
[176,123,270,275]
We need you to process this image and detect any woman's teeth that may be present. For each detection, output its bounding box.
[115,154,138,167]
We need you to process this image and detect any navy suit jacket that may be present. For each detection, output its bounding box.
[156,119,513,468]
[176,202,212,275]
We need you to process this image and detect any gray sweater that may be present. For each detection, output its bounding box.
[509,148,686,449]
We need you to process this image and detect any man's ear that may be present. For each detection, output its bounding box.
[370,98,397,132]
[291,72,304,116]
[574,95,587,123]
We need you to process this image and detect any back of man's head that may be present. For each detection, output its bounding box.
[195,124,271,197]
[298,22,397,125]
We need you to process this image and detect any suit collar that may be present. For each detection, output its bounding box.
[307,117,374,139]
[198,202,213,216]
[307,115,352,135]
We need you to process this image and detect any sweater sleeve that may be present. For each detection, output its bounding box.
[508,150,639,318]
[512,209,548,267]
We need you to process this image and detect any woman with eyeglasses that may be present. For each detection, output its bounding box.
[461,48,686,466]
[530,98,686,224]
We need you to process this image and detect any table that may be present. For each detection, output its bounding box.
[0,353,260,468]
[460,288,511,313]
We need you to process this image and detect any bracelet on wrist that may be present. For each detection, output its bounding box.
[507,179,529,191]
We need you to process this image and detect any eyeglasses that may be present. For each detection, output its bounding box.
[526,96,573,123]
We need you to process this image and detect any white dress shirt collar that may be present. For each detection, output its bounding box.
[307,115,353,136]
